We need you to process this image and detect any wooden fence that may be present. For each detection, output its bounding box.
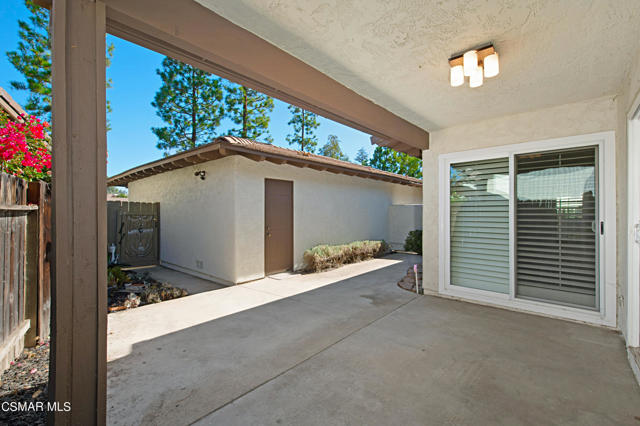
[0,173,51,372]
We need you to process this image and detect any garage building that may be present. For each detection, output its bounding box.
[108,136,422,285]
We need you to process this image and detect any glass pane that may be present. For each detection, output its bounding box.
[515,147,598,309]
[450,158,510,294]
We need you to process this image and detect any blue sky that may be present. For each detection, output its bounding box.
[0,0,374,177]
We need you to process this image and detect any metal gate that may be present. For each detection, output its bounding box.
[107,201,159,266]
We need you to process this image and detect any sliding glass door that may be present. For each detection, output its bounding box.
[515,147,598,309]
[449,158,510,294]
[448,146,600,310]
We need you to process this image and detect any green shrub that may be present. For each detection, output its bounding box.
[404,230,422,255]
[303,240,389,272]
[108,266,130,288]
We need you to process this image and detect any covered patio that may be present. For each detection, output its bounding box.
[106,254,640,425]
[47,0,640,424]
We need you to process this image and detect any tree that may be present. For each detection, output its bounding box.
[286,106,320,152]
[354,147,369,166]
[224,84,274,142]
[107,186,128,198]
[368,146,422,178]
[152,57,225,154]
[6,1,50,119]
[6,1,114,124]
[318,134,349,161]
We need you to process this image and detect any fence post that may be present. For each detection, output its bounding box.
[24,183,39,347]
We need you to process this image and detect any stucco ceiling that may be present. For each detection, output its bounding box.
[195,0,640,132]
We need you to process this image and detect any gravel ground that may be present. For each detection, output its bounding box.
[0,342,49,425]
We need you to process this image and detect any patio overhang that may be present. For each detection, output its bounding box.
[103,0,428,157]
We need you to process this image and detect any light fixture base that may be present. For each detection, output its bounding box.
[449,44,495,68]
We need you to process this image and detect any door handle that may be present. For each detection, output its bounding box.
[266,226,272,237]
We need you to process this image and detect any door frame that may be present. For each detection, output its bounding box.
[627,92,640,347]
[438,131,616,327]
[264,178,294,275]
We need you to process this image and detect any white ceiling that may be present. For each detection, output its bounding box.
[196,0,640,131]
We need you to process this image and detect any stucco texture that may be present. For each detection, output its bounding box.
[422,95,623,322]
[198,0,640,131]
[128,156,421,284]
[615,43,640,338]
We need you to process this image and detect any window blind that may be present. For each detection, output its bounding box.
[515,147,598,309]
[450,158,510,294]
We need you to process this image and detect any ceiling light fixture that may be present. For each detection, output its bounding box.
[462,50,478,77]
[450,65,464,87]
[449,44,499,88]
[469,65,484,88]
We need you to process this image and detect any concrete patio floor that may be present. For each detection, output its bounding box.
[107,254,640,425]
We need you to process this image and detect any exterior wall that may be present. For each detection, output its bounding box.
[128,157,237,284]
[128,155,421,284]
[388,204,422,250]
[423,96,622,323]
[617,45,640,340]
[232,156,422,282]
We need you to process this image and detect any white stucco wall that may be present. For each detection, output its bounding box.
[616,45,640,338]
[128,157,238,285]
[127,155,421,284]
[388,205,422,250]
[232,156,421,282]
[423,96,623,324]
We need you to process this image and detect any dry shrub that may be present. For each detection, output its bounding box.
[303,240,389,272]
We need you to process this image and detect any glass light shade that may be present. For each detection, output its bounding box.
[450,65,464,87]
[470,65,483,88]
[463,50,478,76]
[484,52,499,78]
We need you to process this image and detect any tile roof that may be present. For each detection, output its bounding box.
[108,136,422,187]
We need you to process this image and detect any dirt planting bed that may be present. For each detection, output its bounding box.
[0,341,49,425]
[108,268,188,313]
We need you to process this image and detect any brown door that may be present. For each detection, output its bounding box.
[265,179,293,275]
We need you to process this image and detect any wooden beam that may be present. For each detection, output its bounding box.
[242,153,266,162]
[173,158,192,167]
[269,158,287,165]
[197,152,217,161]
[104,0,428,153]
[0,87,27,121]
[50,0,107,424]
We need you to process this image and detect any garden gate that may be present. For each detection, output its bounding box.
[107,201,159,266]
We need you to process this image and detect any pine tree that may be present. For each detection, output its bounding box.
[6,1,50,119]
[224,84,274,143]
[355,147,369,166]
[368,146,422,178]
[318,135,349,161]
[151,57,224,154]
[7,0,114,124]
[286,106,320,152]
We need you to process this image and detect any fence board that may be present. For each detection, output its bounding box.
[0,173,50,362]
[27,181,51,341]
[4,214,12,342]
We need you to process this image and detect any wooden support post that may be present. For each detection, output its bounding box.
[51,0,107,424]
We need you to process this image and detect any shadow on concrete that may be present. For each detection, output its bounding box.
[106,254,640,426]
